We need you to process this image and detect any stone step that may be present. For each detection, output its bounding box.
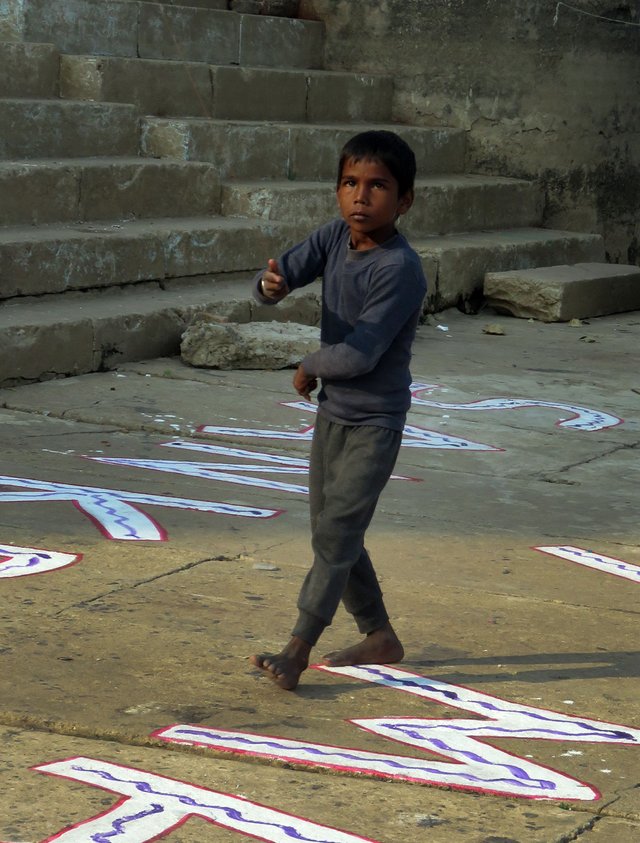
[0,276,246,385]
[413,228,606,310]
[60,55,393,121]
[130,0,228,8]
[0,224,608,384]
[141,118,467,178]
[220,175,544,237]
[0,217,293,299]
[23,0,323,68]
[484,262,640,322]
[0,158,221,226]
[0,98,139,158]
[0,42,59,98]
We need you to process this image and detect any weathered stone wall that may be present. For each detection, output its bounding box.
[0,0,24,40]
[299,0,640,265]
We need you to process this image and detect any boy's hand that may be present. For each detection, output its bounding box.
[260,259,289,301]
[293,364,317,401]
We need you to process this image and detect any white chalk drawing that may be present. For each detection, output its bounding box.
[409,383,623,432]
[0,543,81,578]
[88,440,419,494]
[535,545,640,583]
[88,454,310,496]
[158,665,640,801]
[199,400,500,452]
[0,475,279,542]
[32,757,377,843]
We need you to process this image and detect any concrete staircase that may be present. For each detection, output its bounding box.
[0,0,605,385]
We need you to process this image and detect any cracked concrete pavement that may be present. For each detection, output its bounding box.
[0,308,638,842]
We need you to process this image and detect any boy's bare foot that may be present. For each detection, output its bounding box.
[322,622,404,668]
[250,636,312,691]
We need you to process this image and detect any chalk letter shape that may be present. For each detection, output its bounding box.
[409,387,622,432]
[535,545,640,584]
[33,756,378,843]
[0,475,280,541]
[158,665,640,802]
[0,544,81,578]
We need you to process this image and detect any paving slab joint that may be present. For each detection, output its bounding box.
[59,554,246,615]
[553,814,602,841]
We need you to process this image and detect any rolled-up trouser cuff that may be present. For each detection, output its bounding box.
[292,610,327,647]
[353,598,389,636]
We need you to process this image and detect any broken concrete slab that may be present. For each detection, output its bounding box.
[484,262,640,322]
[181,319,320,369]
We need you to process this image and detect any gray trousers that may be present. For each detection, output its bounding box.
[292,414,402,646]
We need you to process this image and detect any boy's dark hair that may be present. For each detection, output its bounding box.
[337,130,417,197]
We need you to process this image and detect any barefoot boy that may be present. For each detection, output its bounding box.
[250,130,427,690]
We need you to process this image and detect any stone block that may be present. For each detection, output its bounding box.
[405,176,543,237]
[0,223,166,298]
[140,118,467,179]
[0,163,80,226]
[210,66,307,120]
[138,5,239,64]
[221,175,543,236]
[95,309,186,370]
[0,277,285,385]
[484,263,640,322]
[0,99,139,158]
[239,14,323,68]
[221,181,336,222]
[0,321,95,382]
[60,55,214,118]
[77,160,221,221]
[163,218,285,276]
[141,119,296,180]
[414,228,605,310]
[230,0,300,14]
[153,0,227,8]
[305,71,393,123]
[181,319,320,369]
[23,0,139,56]
[0,42,59,97]
[0,160,220,226]
[0,0,24,41]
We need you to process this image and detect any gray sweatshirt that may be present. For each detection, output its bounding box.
[253,218,427,431]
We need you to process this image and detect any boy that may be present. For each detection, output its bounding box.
[250,130,427,690]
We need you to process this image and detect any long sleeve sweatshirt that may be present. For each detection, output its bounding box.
[253,218,427,431]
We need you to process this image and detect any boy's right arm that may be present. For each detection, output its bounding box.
[257,258,290,302]
[253,220,342,305]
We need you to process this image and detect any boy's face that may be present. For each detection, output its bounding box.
[336,156,413,250]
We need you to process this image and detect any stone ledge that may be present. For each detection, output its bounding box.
[483,262,640,322]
